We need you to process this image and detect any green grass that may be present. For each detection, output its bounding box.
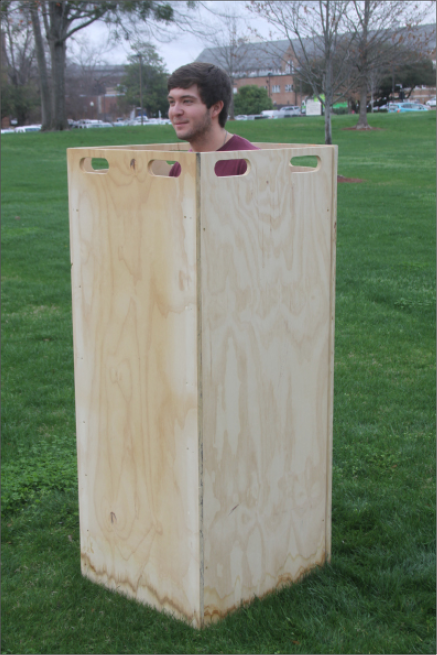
[2,113,436,654]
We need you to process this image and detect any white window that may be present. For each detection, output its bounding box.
[272,85,280,93]
[285,84,294,93]
[233,87,238,94]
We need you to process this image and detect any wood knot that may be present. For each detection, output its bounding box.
[110,512,117,524]
[130,159,136,170]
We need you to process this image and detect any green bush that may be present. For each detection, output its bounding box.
[233,85,273,115]
[0,79,40,125]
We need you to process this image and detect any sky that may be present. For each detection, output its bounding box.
[68,1,276,72]
[67,0,436,72]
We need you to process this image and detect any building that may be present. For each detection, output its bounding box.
[65,63,126,121]
[195,23,436,110]
[196,39,303,108]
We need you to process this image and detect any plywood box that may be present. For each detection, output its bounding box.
[67,142,337,628]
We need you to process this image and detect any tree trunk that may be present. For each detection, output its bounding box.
[48,1,68,130]
[324,53,333,145]
[324,99,332,145]
[229,83,235,120]
[355,0,370,129]
[356,77,369,129]
[30,3,52,130]
[50,39,67,129]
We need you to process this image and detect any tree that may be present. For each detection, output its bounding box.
[27,0,197,130]
[118,43,169,117]
[349,1,436,129]
[29,2,51,128]
[198,5,252,119]
[374,56,436,105]
[250,1,357,145]
[392,58,436,99]
[1,1,41,124]
[233,85,273,115]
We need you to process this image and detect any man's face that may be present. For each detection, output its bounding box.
[168,85,214,141]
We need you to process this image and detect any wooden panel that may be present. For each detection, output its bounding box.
[68,143,337,628]
[67,147,201,625]
[199,146,337,622]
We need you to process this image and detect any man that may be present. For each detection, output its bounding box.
[167,62,259,177]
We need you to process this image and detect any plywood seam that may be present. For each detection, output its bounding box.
[325,146,338,562]
[196,152,205,625]
[67,153,83,560]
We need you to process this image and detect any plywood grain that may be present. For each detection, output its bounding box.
[68,147,201,625]
[198,146,337,622]
[68,142,337,628]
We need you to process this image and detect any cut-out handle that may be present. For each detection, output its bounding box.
[290,155,320,172]
[80,157,109,173]
[214,159,250,177]
[148,160,180,177]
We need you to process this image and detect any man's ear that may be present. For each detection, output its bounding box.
[210,100,224,119]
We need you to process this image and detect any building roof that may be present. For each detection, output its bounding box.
[195,23,436,75]
[195,39,292,76]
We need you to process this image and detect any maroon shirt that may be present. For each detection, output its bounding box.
[169,134,259,177]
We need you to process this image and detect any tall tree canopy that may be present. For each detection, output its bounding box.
[250,1,356,145]
[118,43,169,117]
[25,0,196,130]
[348,0,435,129]
[250,0,435,139]
[1,1,40,125]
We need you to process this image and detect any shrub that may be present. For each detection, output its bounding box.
[332,107,348,115]
[233,85,273,115]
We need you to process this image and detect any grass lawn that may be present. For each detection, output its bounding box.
[1,112,436,654]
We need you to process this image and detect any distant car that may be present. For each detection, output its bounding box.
[379,102,400,111]
[426,96,436,107]
[387,103,405,113]
[126,117,164,126]
[74,119,113,128]
[261,110,280,119]
[399,102,431,112]
[15,124,41,133]
[74,119,96,128]
[234,115,249,121]
[278,105,301,117]
[128,117,149,125]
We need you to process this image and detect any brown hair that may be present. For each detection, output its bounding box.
[168,62,232,128]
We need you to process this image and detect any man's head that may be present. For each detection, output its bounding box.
[167,63,232,143]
